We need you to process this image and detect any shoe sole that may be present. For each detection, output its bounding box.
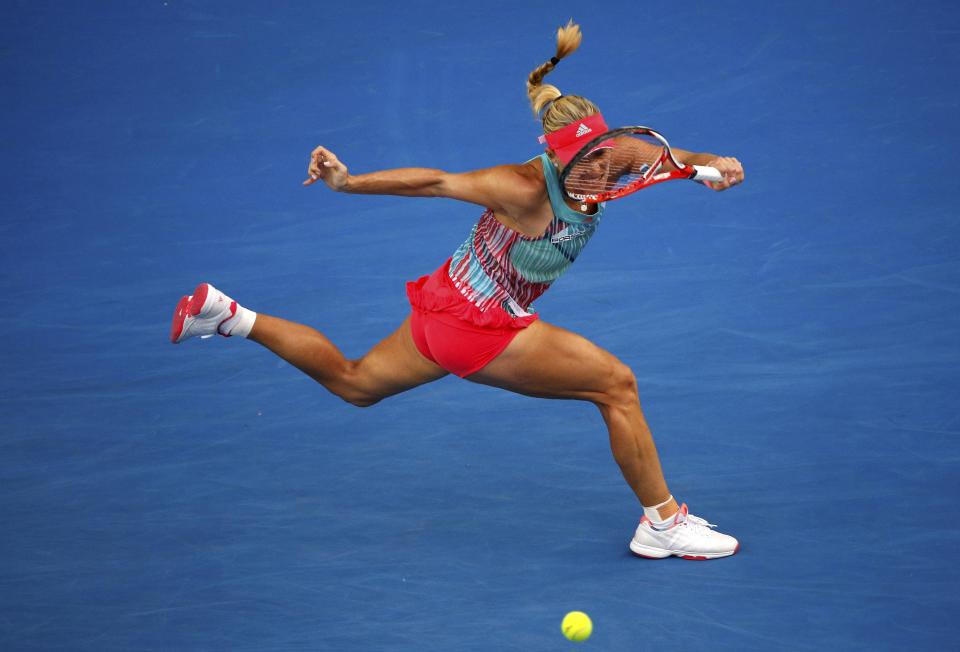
[188,282,211,316]
[629,541,740,560]
[169,283,211,344]
[169,295,190,343]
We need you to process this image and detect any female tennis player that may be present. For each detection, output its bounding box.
[170,20,745,560]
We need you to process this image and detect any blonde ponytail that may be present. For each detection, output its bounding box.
[525,20,601,133]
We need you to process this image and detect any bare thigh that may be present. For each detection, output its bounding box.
[465,320,671,507]
[252,311,449,406]
[465,319,630,402]
[345,315,450,404]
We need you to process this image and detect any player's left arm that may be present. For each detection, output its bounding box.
[672,147,745,191]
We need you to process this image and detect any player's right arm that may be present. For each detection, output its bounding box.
[303,145,541,215]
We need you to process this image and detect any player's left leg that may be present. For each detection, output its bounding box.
[171,282,448,406]
[248,313,448,407]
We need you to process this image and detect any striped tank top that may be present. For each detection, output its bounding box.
[448,153,605,317]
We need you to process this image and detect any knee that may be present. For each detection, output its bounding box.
[332,360,382,408]
[334,382,382,408]
[599,360,639,410]
[341,394,380,408]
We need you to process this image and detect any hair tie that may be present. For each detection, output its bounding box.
[550,56,559,66]
[539,94,564,117]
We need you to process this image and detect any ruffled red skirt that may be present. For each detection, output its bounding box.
[405,259,539,377]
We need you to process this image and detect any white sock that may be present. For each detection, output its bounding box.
[220,303,257,338]
[643,495,676,526]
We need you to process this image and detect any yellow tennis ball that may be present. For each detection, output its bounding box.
[561,611,593,642]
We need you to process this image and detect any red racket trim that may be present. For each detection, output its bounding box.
[558,126,720,204]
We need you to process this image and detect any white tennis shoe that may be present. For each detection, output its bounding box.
[169,283,238,343]
[629,504,739,560]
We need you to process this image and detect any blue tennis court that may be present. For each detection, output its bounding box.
[2,1,958,649]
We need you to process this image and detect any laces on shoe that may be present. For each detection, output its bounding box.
[686,513,718,529]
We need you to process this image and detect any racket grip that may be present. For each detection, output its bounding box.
[691,165,723,183]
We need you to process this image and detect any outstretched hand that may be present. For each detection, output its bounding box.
[303,145,349,191]
[703,157,744,191]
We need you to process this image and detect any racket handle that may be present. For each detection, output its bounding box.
[691,165,723,183]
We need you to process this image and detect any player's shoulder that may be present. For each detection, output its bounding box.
[494,157,547,203]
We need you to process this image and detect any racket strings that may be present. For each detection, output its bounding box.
[563,134,670,200]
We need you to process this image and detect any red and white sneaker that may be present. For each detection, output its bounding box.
[169,283,238,343]
[629,504,739,560]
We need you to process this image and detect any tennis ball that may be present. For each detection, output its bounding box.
[561,611,593,642]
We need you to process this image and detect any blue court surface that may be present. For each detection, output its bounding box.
[2,1,959,650]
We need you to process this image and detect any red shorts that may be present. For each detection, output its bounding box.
[406,259,538,378]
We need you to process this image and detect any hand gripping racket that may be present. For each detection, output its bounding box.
[558,126,723,204]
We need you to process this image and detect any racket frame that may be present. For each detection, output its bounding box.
[558,126,719,204]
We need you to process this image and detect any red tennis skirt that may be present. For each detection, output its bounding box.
[406,259,538,378]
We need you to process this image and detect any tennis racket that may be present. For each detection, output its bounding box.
[558,126,723,204]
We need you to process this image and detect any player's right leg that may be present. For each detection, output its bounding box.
[467,319,739,560]
[170,283,448,406]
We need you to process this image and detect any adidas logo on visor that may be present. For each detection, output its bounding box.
[576,123,592,138]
